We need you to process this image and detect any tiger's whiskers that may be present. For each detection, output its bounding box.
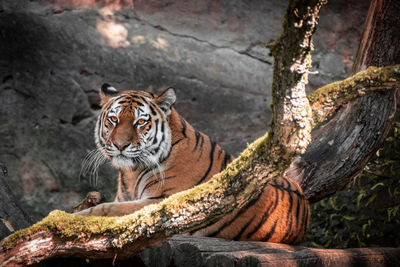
[80,149,107,186]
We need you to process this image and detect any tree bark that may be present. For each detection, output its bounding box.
[352,0,400,71]
[268,0,323,158]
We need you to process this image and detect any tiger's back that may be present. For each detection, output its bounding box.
[77,84,309,244]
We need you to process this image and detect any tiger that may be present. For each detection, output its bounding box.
[75,83,309,244]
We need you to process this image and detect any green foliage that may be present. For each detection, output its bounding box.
[302,114,400,248]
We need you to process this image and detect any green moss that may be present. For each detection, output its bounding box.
[159,131,272,210]
[2,210,120,249]
[308,65,400,104]
[308,65,400,125]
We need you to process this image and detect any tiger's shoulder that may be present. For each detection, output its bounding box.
[163,109,233,185]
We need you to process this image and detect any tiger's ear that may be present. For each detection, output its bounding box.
[156,87,176,116]
[100,83,119,105]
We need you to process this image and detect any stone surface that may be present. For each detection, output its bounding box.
[0,0,368,221]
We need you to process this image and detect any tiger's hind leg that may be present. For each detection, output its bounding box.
[193,176,310,244]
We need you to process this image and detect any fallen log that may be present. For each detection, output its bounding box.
[140,235,400,267]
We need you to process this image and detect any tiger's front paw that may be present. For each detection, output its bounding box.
[73,203,120,217]
[73,207,94,216]
[72,191,102,213]
[73,203,106,216]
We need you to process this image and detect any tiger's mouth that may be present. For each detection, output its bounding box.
[111,154,135,168]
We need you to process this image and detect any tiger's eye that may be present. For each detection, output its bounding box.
[110,116,118,123]
[137,119,146,125]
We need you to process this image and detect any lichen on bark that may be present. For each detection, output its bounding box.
[269,0,326,159]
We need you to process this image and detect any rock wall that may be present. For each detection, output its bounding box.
[0,0,369,221]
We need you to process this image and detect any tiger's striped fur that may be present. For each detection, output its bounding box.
[76,84,309,244]
[193,176,309,243]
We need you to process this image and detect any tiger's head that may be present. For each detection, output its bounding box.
[95,83,176,170]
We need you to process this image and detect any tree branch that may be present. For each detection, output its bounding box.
[308,65,400,125]
[0,134,281,266]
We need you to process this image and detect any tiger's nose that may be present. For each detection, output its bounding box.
[113,142,130,151]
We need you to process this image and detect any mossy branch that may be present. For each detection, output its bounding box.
[1,134,281,265]
[309,65,400,125]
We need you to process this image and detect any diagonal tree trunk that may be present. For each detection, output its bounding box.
[0,0,399,266]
